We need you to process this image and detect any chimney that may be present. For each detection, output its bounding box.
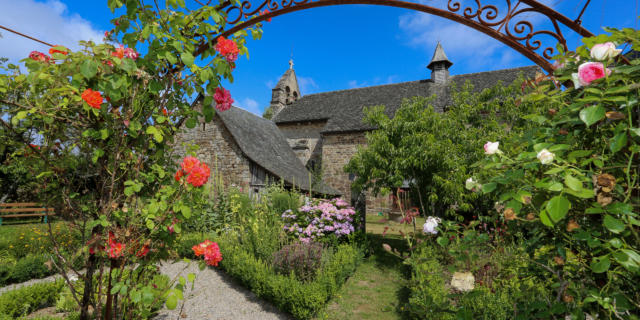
[427,42,453,84]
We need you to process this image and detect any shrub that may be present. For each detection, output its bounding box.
[198,233,362,319]
[0,279,64,318]
[272,242,324,282]
[405,241,552,320]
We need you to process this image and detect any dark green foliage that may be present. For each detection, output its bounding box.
[0,279,64,318]
[195,234,362,319]
[272,242,324,282]
[268,189,301,216]
[10,254,51,283]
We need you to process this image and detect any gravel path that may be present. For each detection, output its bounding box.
[154,261,292,320]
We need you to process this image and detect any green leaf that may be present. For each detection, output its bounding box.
[613,250,640,273]
[187,273,196,283]
[579,105,605,126]
[179,276,186,286]
[564,175,582,191]
[481,182,496,194]
[182,52,195,66]
[150,81,163,94]
[564,188,595,199]
[631,127,640,137]
[590,256,610,273]
[80,60,98,79]
[146,219,155,230]
[185,118,197,129]
[181,205,191,218]
[436,236,450,247]
[603,215,625,234]
[120,58,137,73]
[609,132,627,154]
[548,182,563,192]
[546,196,570,223]
[165,294,178,310]
[92,148,105,164]
[539,210,554,227]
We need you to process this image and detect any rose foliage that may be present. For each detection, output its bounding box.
[475,28,640,317]
[0,0,265,318]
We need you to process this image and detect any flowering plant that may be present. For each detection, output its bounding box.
[472,29,640,316]
[0,1,262,318]
[281,198,356,243]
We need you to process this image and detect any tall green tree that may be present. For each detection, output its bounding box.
[345,80,543,219]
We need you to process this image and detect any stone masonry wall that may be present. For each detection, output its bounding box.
[321,132,390,215]
[174,115,251,191]
[277,121,327,168]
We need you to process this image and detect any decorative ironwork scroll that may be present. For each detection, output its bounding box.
[195,0,594,73]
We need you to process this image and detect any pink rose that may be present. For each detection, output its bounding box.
[576,62,611,87]
[213,87,233,112]
[483,141,500,155]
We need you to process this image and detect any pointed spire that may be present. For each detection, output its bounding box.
[269,61,301,118]
[427,42,453,70]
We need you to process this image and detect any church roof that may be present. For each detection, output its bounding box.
[273,66,540,133]
[216,106,340,195]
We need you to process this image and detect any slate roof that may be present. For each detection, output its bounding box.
[216,106,340,195]
[273,66,540,133]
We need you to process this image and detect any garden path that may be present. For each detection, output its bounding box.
[154,260,292,320]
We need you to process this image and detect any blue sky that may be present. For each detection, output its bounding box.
[0,0,637,115]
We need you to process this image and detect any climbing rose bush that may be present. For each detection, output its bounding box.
[472,28,640,317]
[0,1,262,318]
[282,198,356,243]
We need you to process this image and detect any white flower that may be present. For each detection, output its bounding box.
[483,141,500,155]
[465,178,481,192]
[590,42,621,61]
[537,148,555,165]
[423,216,441,235]
[465,178,476,190]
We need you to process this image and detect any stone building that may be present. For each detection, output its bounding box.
[177,43,538,213]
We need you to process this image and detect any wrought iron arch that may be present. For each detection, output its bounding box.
[194,0,596,73]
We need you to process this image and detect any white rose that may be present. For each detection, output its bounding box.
[483,141,500,155]
[537,148,555,165]
[571,73,582,89]
[590,42,622,61]
[423,216,441,235]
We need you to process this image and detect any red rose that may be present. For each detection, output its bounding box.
[81,89,103,109]
[214,37,239,63]
[49,45,69,55]
[213,87,233,112]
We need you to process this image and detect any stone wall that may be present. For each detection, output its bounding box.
[321,132,390,215]
[174,115,252,191]
[277,121,327,169]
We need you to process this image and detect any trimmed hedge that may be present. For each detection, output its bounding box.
[178,233,363,319]
[0,254,84,287]
[0,279,64,318]
[220,240,362,319]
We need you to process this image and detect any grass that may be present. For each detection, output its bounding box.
[0,221,79,260]
[314,213,422,320]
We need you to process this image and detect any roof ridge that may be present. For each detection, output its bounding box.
[450,65,539,79]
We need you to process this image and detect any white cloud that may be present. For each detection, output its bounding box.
[0,0,104,64]
[297,76,318,94]
[236,97,262,116]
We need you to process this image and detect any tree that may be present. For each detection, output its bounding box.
[345,80,543,219]
[0,1,264,318]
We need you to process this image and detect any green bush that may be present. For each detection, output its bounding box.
[0,279,64,318]
[193,234,362,319]
[405,242,552,320]
[272,242,324,282]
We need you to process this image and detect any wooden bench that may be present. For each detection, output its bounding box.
[0,203,55,225]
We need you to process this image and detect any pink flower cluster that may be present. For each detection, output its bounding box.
[29,51,51,63]
[282,198,356,243]
[111,44,139,60]
[214,87,233,112]
[175,156,210,187]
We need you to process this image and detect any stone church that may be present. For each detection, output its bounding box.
[176,43,538,214]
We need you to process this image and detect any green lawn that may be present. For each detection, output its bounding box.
[315,217,414,320]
